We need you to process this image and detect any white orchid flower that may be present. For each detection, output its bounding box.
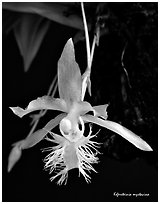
[8,38,153,185]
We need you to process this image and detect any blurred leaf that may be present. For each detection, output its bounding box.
[2,2,84,30]
[2,10,21,34]
[14,13,50,72]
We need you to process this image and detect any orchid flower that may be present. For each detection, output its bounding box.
[9,38,153,185]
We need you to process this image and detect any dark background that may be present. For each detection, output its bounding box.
[3,2,158,202]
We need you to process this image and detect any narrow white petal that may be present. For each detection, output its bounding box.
[9,96,67,118]
[82,115,153,151]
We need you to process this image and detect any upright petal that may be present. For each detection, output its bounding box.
[82,115,153,151]
[9,96,67,118]
[93,104,108,119]
[58,38,82,104]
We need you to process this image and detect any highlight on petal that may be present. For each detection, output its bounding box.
[82,115,153,151]
[58,38,82,104]
[8,145,22,172]
[9,96,68,118]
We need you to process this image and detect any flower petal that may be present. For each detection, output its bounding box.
[8,145,22,172]
[76,101,94,116]
[82,115,153,151]
[58,38,82,104]
[15,113,66,149]
[8,113,66,172]
[93,104,108,119]
[10,96,67,118]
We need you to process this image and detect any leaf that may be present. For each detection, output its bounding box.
[58,38,82,104]
[9,96,68,118]
[2,2,84,30]
[14,13,50,72]
[82,114,153,151]
[2,9,21,34]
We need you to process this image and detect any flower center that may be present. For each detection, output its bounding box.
[59,117,84,142]
[59,118,71,135]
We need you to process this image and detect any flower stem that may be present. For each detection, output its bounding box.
[81,2,91,70]
[81,2,100,100]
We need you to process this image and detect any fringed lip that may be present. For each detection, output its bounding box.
[42,123,101,185]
